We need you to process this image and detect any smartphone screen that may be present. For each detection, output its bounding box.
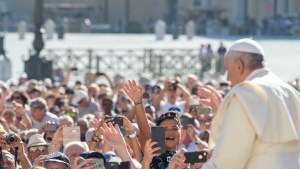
[105,162,119,169]
[105,117,123,127]
[197,107,212,115]
[151,126,165,154]
[91,159,105,169]
[63,126,81,146]
[182,118,195,129]
[184,151,208,164]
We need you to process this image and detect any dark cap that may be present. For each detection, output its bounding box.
[80,151,106,165]
[44,152,71,168]
[155,111,181,126]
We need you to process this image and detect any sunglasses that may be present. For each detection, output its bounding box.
[29,146,47,153]
[11,96,21,100]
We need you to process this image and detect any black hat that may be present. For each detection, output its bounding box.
[80,151,106,165]
[44,152,71,168]
[155,111,181,126]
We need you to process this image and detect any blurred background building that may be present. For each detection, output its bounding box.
[1,0,300,35]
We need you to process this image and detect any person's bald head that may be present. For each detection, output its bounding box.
[224,38,265,86]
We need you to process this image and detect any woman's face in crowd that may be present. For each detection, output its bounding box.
[11,92,24,105]
[160,119,181,151]
[2,110,15,124]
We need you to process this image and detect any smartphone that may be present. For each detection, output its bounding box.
[184,151,208,164]
[44,124,58,132]
[105,162,119,169]
[105,117,123,127]
[91,159,105,169]
[70,67,78,71]
[197,107,212,115]
[182,118,195,129]
[105,162,130,169]
[151,126,165,154]
[63,126,81,146]
[119,161,130,169]
[4,102,14,109]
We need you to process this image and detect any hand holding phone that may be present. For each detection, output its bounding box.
[104,117,123,127]
[44,124,58,132]
[197,107,212,115]
[182,117,195,129]
[184,151,208,164]
[151,126,165,154]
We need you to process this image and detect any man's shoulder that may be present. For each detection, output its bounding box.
[45,111,59,120]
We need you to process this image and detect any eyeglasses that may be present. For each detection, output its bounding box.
[29,146,48,153]
[11,96,21,100]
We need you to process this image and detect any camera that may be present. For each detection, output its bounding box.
[169,82,178,91]
[6,133,17,144]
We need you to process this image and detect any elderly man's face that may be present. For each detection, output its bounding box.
[65,145,85,166]
[3,154,15,169]
[224,52,241,86]
[45,161,68,169]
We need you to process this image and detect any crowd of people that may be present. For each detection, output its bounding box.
[0,38,299,169]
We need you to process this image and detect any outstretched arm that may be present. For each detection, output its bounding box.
[124,80,151,153]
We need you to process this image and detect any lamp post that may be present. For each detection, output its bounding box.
[25,0,53,80]
[125,0,130,32]
[169,0,179,39]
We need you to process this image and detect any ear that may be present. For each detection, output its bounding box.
[236,58,245,75]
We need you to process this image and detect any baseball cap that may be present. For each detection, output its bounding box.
[168,106,182,113]
[44,152,71,168]
[80,151,106,165]
[155,111,181,126]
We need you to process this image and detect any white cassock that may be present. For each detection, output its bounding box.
[202,68,300,169]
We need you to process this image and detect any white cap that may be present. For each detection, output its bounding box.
[227,38,265,56]
[72,90,88,105]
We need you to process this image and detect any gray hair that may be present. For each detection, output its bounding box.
[29,97,48,111]
[63,141,89,154]
[59,115,74,126]
[227,51,264,70]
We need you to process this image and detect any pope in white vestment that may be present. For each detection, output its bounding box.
[202,39,300,169]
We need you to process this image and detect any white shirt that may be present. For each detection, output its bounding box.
[178,142,200,152]
[33,111,59,129]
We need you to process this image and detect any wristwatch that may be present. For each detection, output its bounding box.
[128,131,137,138]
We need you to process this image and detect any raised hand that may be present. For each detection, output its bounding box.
[52,125,66,143]
[141,139,161,167]
[198,85,223,113]
[72,157,96,169]
[99,122,126,150]
[167,149,189,169]
[120,115,135,134]
[124,80,143,104]
[33,155,48,166]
